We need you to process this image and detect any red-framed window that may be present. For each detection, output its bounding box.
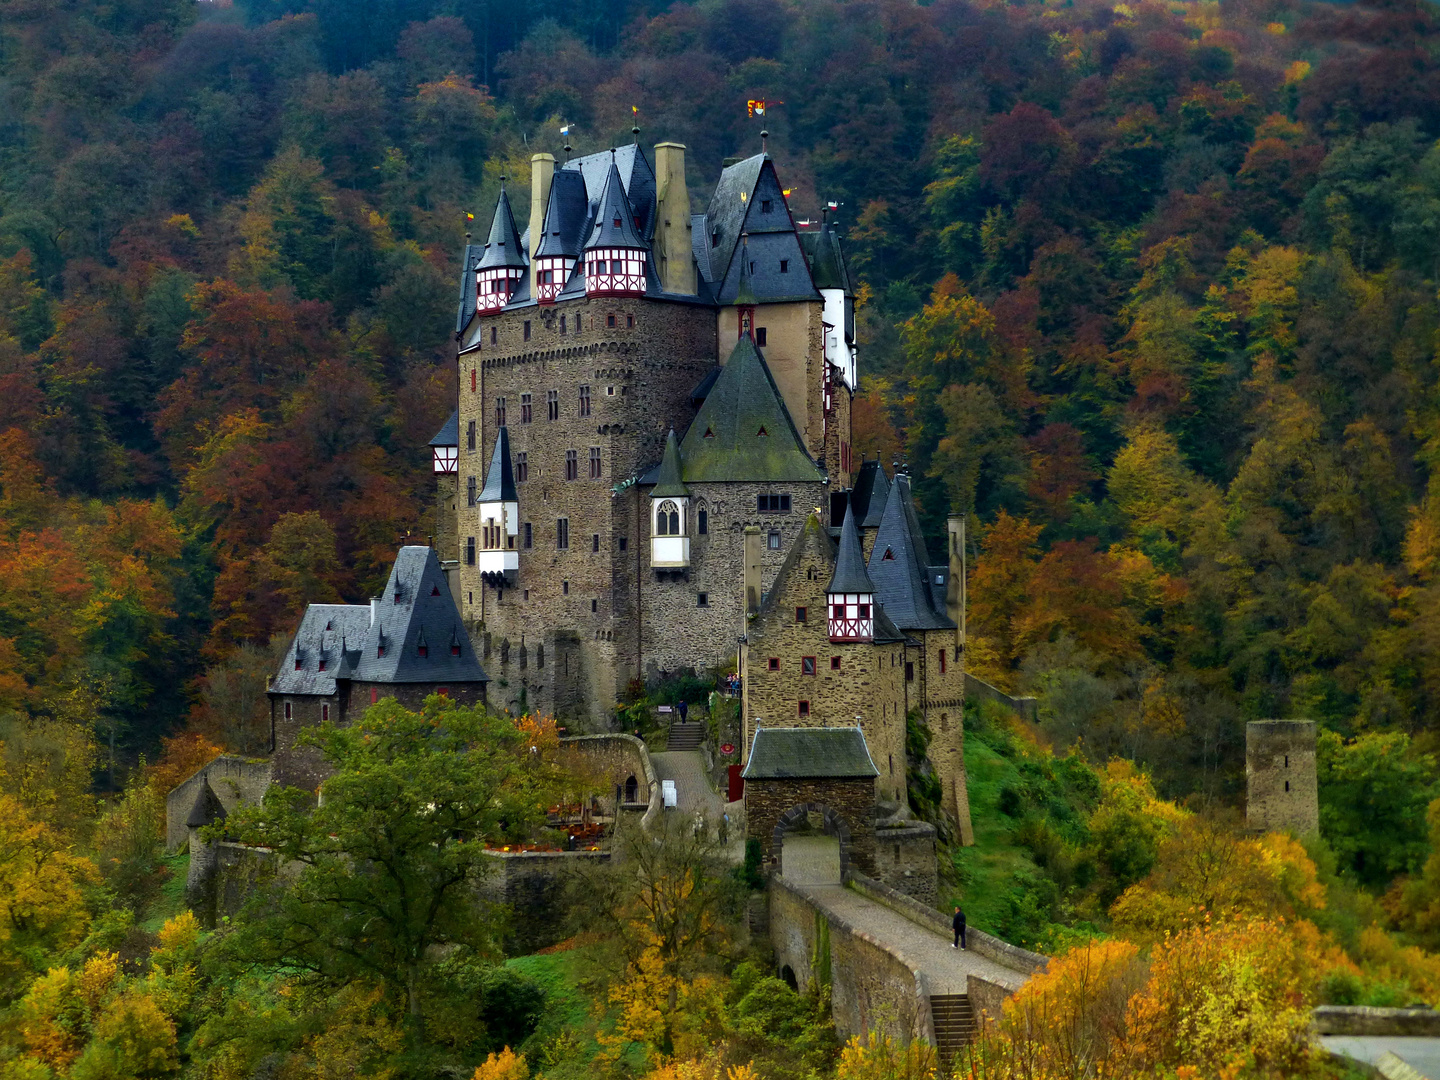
[768,657,780,671]
[801,657,816,676]
[831,656,841,670]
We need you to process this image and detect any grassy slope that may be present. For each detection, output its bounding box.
[507,945,648,1076]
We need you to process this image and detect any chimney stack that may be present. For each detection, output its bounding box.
[528,153,555,296]
[946,517,966,653]
[653,142,696,296]
[370,596,380,626]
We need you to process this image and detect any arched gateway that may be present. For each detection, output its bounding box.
[741,726,880,881]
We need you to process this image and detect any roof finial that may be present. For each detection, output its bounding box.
[499,174,507,192]
[761,129,769,155]
[563,140,571,162]
[632,124,640,146]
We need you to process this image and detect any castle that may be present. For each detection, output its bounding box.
[428,136,975,836]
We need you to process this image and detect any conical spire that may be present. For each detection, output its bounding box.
[827,502,874,595]
[478,427,517,503]
[585,160,646,251]
[477,187,527,271]
[652,428,688,498]
[809,211,847,291]
[733,234,758,307]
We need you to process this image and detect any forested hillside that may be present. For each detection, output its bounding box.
[2,0,1440,812]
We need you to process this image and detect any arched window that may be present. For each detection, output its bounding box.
[656,500,680,536]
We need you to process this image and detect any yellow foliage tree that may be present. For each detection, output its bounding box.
[73,989,180,1078]
[473,1046,529,1080]
[835,1031,937,1080]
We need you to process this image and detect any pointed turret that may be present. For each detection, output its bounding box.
[810,209,858,390]
[186,776,227,829]
[476,186,527,314]
[584,159,648,296]
[867,473,954,632]
[477,428,518,584]
[429,409,458,475]
[827,504,875,642]
[650,429,690,570]
[534,169,588,303]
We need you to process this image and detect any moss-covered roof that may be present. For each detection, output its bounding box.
[678,335,824,484]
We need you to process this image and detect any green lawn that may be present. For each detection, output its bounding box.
[507,944,649,1076]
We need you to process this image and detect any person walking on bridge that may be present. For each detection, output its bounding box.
[952,906,966,949]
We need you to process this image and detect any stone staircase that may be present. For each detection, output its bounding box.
[666,721,705,751]
[930,993,978,1069]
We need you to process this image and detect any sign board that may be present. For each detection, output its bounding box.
[657,705,673,714]
[720,743,735,755]
[662,780,678,808]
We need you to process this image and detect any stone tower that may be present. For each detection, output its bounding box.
[1245,720,1319,835]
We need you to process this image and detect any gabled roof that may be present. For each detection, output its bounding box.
[742,726,879,780]
[350,547,488,685]
[454,243,484,332]
[563,144,656,240]
[478,427,517,504]
[429,409,459,448]
[585,160,646,251]
[758,514,905,644]
[867,474,956,632]
[652,429,688,498]
[677,335,823,483]
[536,168,590,260]
[827,503,874,594]
[477,188,527,271]
[186,777,227,828]
[851,460,891,528]
[270,603,374,695]
[702,153,765,284]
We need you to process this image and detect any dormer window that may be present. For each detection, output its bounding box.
[418,644,428,658]
[451,644,461,656]
[318,657,327,672]
[431,585,441,596]
[761,199,772,213]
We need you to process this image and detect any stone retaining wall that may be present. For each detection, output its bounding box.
[474,849,610,955]
[559,733,661,831]
[964,674,1037,724]
[872,824,939,906]
[1312,1006,1440,1036]
[769,876,934,1046]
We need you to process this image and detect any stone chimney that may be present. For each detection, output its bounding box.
[653,142,695,296]
[946,516,966,652]
[743,526,763,616]
[370,596,380,626]
[528,152,555,296]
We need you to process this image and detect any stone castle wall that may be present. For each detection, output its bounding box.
[165,756,272,851]
[872,823,939,907]
[1246,719,1319,835]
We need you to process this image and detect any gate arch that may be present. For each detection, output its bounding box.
[772,803,855,879]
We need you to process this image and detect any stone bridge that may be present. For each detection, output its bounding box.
[767,859,1046,1062]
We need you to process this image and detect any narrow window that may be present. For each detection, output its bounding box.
[906,661,914,681]
[562,580,570,595]
[698,510,708,534]
[831,656,841,670]
[467,419,476,450]
[285,702,292,719]
[607,313,617,328]
[768,657,780,671]
[798,700,810,718]
[795,607,807,623]
[627,314,634,328]
[548,389,559,420]
[768,530,781,550]
[515,452,528,482]
[761,199,772,213]
[589,446,601,479]
[521,393,532,423]
[560,315,567,334]
[780,258,788,273]
[370,688,378,704]
[466,537,476,565]
[697,592,708,607]
[495,397,506,427]
[939,649,947,675]
[322,703,329,722]
[756,327,767,346]
[579,385,591,416]
[467,476,477,506]
[524,522,532,548]
[470,368,476,392]
[592,533,600,553]
[557,518,569,549]
[523,320,531,341]
[490,326,497,345]
[591,598,597,612]
[618,537,628,551]
[1285,780,1291,792]
[565,450,578,480]
[802,656,816,676]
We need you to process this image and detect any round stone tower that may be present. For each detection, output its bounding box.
[1245,720,1319,836]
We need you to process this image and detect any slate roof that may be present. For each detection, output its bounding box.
[271,548,487,694]
[866,474,956,632]
[563,144,656,240]
[186,777,227,828]
[702,153,765,284]
[536,168,590,259]
[851,459,891,528]
[429,409,459,448]
[827,503,874,594]
[454,243,484,333]
[677,334,823,484]
[806,215,852,294]
[477,188,527,271]
[350,547,487,684]
[652,429,688,498]
[478,426,517,503]
[585,160,647,251]
[271,603,374,695]
[733,235,758,306]
[742,726,879,779]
